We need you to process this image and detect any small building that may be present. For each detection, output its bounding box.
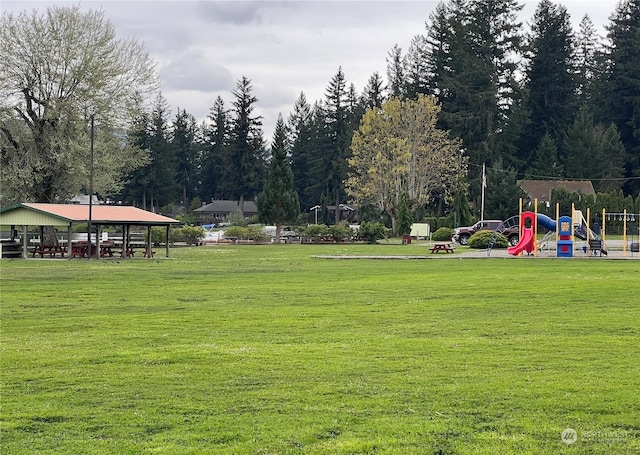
[517,180,596,206]
[194,200,258,224]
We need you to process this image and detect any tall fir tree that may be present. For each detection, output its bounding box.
[227,76,266,212]
[424,1,453,99]
[385,44,405,98]
[172,108,198,208]
[362,72,386,110]
[600,0,640,194]
[310,67,350,223]
[120,110,152,207]
[287,92,314,212]
[563,107,600,180]
[598,123,626,192]
[200,96,229,202]
[526,133,563,179]
[256,115,300,243]
[404,34,430,99]
[147,92,177,211]
[432,0,524,209]
[574,15,602,107]
[521,0,577,169]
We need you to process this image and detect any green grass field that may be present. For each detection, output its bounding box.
[1,245,639,454]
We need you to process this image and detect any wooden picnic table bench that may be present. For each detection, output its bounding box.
[430,242,456,254]
[69,240,116,258]
[32,244,66,258]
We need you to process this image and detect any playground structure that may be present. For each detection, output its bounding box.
[503,199,639,258]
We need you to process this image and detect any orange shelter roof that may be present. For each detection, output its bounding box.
[1,203,180,225]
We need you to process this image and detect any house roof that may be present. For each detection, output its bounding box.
[0,203,180,227]
[517,180,596,202]
[194,200,258,213]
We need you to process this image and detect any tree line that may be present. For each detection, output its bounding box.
[2,1,639,229]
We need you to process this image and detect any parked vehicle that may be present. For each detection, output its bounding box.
[453,219,520,246]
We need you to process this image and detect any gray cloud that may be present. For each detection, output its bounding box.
[195,0,270,25]
[161,51,234,92]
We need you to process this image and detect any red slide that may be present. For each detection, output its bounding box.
[507,227,535,256]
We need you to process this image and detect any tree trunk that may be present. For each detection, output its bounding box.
[388,209,397,237]
[275,223,281,244]
[239,194,245,217]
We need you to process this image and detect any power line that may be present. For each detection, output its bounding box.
[467,162,640,182]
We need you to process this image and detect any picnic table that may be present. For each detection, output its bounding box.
[70,240,116,258]
[32,243,66,258]
[430,242,456,254]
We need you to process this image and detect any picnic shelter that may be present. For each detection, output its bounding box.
[0,203,181,259]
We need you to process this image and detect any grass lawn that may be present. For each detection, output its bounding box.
[1,244,639,454]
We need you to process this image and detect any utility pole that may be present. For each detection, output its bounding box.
[88,114,94,259]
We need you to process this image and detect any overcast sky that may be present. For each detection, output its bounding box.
[3,0,622,143]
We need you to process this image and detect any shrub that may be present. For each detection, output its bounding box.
[246,226,267,241]
[177,225,205,245]
[328,223,354,242]
[432,227,454,241]
[468,230,509,249]
[358,221,389,243]
[224,226,249,239]
[148,226,172,246]
[304,224,329,240]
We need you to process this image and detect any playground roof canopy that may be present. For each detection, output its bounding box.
[518,180,596,203]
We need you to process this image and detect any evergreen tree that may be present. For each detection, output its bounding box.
[147,93,177,211]
[563,107,600,179]
[424,2,453,99]
[309,67,351,223]
[483,159,523,221]
[227,76,266,212]
[172,108,198,209]
[598,124,626,192]
[562,107,625,191]
[200,96,229,202]
[600,0,640,194]
[404,34,430,99]
[362,72,386,110]
[396,192,414,236]
[287,93,314,212]
[346,82,365,129]
[575,15,602,106]
[527,133,563,179]
[385,44,405,98]
[432,0,524,207]
[522,0,577,167]
[120,110,153,207]
[256,115,300,243]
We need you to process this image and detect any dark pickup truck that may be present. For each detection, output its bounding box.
[453,219,520,246]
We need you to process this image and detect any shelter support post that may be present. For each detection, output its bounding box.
[67,223,73,260]
[95,224,101,259]
[165,225,170,258]
[22,225,28,258]
[124,224,130,259]
[147,225,152,260]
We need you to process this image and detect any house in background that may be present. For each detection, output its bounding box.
[517,180,596,207]
[194,200,258,224]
